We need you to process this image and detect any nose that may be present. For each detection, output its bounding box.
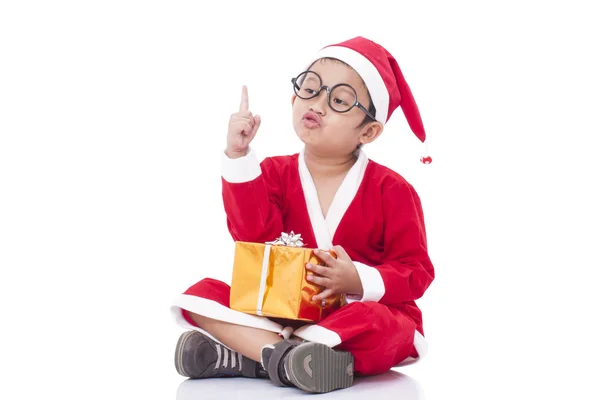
[309,89,328,116]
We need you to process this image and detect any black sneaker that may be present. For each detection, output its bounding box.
[174,330,267,379]
[261,340,354,393]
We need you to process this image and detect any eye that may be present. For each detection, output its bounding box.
[304,88,316,95]
[333,98,348,106]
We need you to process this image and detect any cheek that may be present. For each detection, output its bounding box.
[325,115,359,135]
[291,103,303,120]
[323,119,363,146]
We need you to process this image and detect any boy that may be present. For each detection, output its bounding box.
[171,36,434,393]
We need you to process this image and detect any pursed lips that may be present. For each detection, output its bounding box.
[302,111,322,126]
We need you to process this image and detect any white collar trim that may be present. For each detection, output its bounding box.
[298,149,369,249]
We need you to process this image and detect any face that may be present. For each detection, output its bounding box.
[291,59,382,157]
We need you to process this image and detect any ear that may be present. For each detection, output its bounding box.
[359,122,384,145]
[291,94,297,106]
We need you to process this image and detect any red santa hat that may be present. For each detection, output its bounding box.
[308,36,432,164]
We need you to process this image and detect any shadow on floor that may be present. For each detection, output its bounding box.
[176,369,425,399]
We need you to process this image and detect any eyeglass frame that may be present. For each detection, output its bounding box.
[291,71,377,121]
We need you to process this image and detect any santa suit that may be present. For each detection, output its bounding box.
[171,147,434,375]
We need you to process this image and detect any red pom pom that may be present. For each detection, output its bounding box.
[420,156,432,164]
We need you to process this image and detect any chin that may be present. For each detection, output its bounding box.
[294,124,313,142]
[295,132,311,146]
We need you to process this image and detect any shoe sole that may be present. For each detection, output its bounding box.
[174,330,199,377]
[286,342,354,393]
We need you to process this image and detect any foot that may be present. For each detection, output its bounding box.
[174,330,267,379]
[261,340,354,393]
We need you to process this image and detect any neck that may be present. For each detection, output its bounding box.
[303,147,358,179]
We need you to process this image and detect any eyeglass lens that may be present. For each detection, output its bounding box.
[293,71,357,113]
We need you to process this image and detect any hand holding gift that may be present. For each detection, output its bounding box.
[307,246,364,302]
[230,232,346,322]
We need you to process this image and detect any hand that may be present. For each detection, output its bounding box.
[226,85,261,158]
[306,246,364,302]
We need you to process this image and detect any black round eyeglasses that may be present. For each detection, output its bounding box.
[291,71,376,121]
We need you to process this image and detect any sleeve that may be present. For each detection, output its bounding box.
[348,181,434,306]
[221,147,284,243]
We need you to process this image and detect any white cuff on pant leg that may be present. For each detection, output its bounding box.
[395,331,429,367]
[221,147,262,183]
[292,324,342,347]
[171,294,282,333]
[412,330,428,358]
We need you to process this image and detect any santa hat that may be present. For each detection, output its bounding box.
[307,36,432,164]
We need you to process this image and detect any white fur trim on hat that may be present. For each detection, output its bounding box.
[312,46,389,124]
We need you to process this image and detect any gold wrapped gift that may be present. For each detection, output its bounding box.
[230,232,346,322]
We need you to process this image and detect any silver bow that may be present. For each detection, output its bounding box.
[266,231,304,247]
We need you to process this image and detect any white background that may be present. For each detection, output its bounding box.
[1,1,599,399]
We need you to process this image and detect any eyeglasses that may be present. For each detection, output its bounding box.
[291,71,376,121]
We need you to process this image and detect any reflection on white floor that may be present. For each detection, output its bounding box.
[176,369,425,399]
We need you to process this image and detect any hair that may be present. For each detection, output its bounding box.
[309,57,377,128]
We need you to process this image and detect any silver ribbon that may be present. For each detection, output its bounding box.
[265,231,304,247]
[256,231,308,316]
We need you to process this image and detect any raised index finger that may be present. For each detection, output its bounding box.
[240,85,249,112]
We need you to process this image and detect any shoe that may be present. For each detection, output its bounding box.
[261,340,354,393]
[174,330,267,379]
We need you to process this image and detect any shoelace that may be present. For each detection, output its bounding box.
[214,343,243,371]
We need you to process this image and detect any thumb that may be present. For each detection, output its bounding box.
[332,245,349,259]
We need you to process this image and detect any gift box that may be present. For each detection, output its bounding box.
[230,232,346,322]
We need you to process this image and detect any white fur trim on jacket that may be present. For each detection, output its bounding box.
[221,147,262,183]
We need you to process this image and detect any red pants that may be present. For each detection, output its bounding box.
[174,278,420,376]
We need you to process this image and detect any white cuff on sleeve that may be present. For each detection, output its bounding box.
[221,147,262,183]
[348,261,385,303]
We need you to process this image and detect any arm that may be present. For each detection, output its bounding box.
[221,148,284,243]
[351,181,434,306]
